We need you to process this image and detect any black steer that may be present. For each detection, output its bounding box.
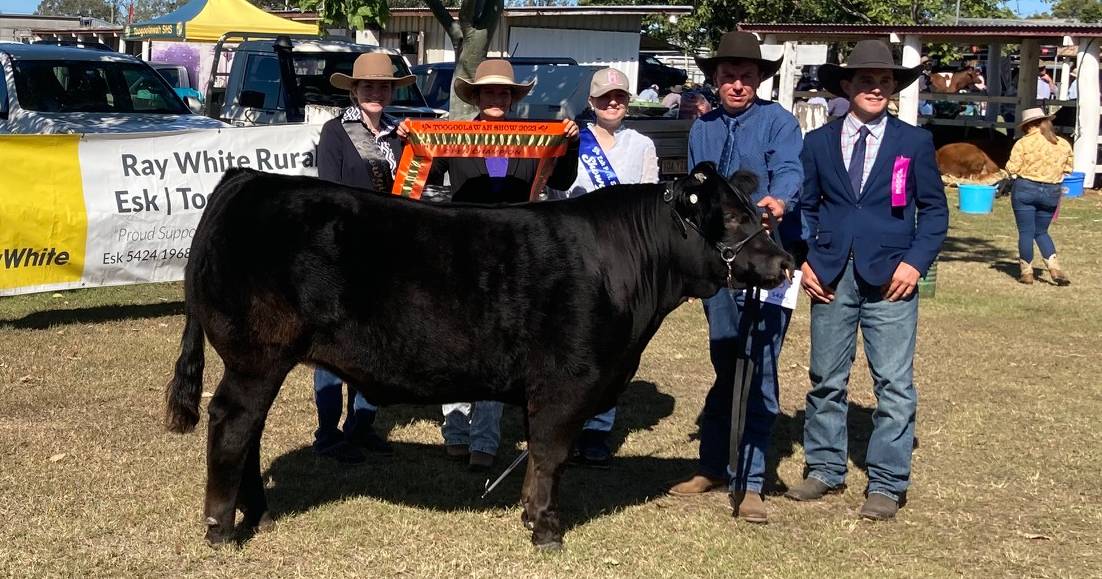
[165,161,792,549]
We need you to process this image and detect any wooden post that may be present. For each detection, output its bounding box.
[899,35,921,126]
[985,42,1002,124]
[758,34,778,102]
[1073,37,1099,186]
[1015,39,1040,137]
[776,40,797,111]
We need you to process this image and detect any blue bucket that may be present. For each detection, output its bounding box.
[959,184,997,214]
[1062,172,1085,198]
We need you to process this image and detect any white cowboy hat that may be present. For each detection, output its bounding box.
[1017,107,1055,129]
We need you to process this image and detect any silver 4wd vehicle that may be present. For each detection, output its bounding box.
[204,34,438,126]
[0,42,227,134]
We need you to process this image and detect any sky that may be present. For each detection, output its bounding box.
[0,0,1053,18]
[1,0,42,14]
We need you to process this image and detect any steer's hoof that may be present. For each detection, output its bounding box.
[254,512,276,534]
[204,517,233,548]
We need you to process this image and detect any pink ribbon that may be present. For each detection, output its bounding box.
[891,156,911,208]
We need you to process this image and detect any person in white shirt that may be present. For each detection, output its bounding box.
[1037,70,1055,100]
[638,83,660,102]
[551,66,659,466]
[554,67,659,199]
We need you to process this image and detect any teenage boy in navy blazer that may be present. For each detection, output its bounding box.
[785,40,949,520]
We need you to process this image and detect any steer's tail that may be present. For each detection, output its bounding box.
[165,307,205,434]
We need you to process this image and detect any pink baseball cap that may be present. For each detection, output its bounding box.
[589,67,632,98]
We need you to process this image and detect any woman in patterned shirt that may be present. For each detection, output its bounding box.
[1005,108,1074,285]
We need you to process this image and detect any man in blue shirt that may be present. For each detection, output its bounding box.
[668,31,804,525]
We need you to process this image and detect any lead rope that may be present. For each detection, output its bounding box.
[729,210,776,495]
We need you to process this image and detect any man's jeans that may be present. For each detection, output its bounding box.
[804,260,918,501]
[314,367,378,450]
[583,408,616,432]
[700,289,791,494]
[442,401,504,455]
[1011,177,1061,263]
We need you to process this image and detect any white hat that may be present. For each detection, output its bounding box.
[1017,107,1054,129]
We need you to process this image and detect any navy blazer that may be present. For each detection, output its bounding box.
[800,115,949,287]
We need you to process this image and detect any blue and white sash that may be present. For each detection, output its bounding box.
[579,127,620,189]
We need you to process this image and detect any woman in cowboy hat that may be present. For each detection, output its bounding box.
[425,59,580,204]
[309,51,416,463]
[789,39,948,521]
[430,58,579,471]
[1005,107,1074,285]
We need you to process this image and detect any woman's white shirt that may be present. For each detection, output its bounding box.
[553,123,660,198]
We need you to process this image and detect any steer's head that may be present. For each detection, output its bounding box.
[666,162,793,296]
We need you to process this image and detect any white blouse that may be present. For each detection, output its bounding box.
[553,123,660,198]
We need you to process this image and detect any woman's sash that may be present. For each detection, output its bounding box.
[578,127,620,189]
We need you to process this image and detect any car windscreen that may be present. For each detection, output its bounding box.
[292,53,427,108]
[156,67,183,88]
[512,64,595,120]
[13,60,188,114]
[413,66,451,109]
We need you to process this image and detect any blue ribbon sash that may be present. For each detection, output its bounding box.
[579,127,620,189]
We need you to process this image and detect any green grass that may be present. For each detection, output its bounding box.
[1,190,1100,577]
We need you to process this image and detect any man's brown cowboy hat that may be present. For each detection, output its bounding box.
[818,40,923,97]
[330,52,416,91]
[695,31,783,81]
[454,59,534,106]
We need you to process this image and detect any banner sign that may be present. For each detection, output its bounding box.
[392,120,567,201]
[124,22,184,41]
[0,125,320,297]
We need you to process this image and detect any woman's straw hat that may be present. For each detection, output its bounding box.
[454,59,534,106]
[330,52,415,91]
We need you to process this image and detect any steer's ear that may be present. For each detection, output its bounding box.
[688,161,720,185]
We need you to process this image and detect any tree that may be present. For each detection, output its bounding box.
[425,0,504,117]
[36,0,118,21]
[128,0,184,23]
[628,0,1013,54]
[295,0,390,33]
[1052,0,1102,22]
